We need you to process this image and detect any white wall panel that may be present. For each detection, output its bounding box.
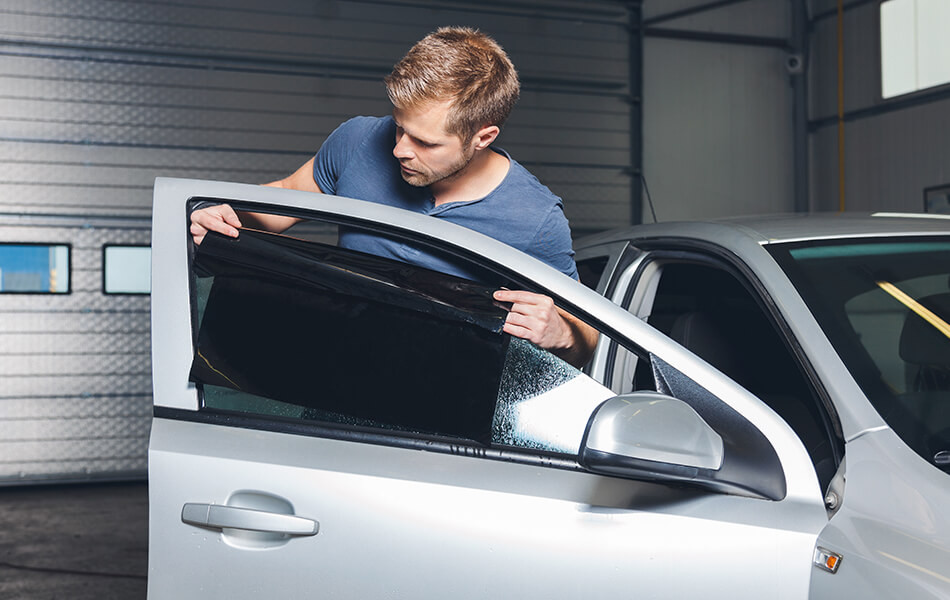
[646,0,791,39]
[808,3,882,120]
[810,96,950,212]
[644,36,795,221]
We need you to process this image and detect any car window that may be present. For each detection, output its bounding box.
[615,257,842,491]
[188,209,614,456]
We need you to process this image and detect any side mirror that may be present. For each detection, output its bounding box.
[579,392,786,500]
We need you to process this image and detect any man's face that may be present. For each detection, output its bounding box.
[392,101,475,188]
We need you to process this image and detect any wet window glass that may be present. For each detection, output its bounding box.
[494,339,612,453]
[0,244,70,294]
[189,213,614,455]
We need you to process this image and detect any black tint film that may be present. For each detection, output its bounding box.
[190,229,511,443]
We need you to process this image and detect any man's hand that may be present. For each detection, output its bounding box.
[190,157,322,245]
[190,204,243,245]
[493,289,599,368]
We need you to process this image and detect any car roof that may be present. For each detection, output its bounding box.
[578,212,950,248]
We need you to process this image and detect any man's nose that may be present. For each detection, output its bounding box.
[393,134,414,160]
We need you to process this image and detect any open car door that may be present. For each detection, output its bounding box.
[148,178,828,599]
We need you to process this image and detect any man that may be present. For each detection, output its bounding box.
[190,27,597,367]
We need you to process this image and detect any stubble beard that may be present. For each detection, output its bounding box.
[399,147,476,188]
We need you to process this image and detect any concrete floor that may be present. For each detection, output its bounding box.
[0,481,148,599]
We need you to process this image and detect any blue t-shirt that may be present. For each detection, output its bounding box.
[313,116,578,281]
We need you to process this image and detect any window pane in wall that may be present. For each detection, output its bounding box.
[925,185,950,214]
[104,245,151,294]
[881,0,950,98]
[0,244,69,293]
[915,0,950,90]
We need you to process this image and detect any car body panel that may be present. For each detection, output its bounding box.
[149,419,821,599]
[810,428,950,599]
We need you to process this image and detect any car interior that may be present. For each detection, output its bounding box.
[632,260,842,493]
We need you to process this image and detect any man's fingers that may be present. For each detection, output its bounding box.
[190,204,242,241]
[502,310,536,330]
[501,321,538,342]
[216,205,243,229]
[493,289,548,306]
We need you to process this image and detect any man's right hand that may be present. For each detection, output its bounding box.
[190,204,243,245]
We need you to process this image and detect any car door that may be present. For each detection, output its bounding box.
[149,178,828,599]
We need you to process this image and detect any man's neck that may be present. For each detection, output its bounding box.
[431,149,510,206]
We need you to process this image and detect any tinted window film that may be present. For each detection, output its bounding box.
[0,244,69,294]
[192,229,509,442]
[189,222,614,455]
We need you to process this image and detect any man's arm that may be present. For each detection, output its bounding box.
[493,289,599,368]
[189,158,321,245]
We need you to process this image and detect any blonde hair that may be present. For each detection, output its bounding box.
[385,27,520,142]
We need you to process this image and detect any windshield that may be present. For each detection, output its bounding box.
[769,237,950,474]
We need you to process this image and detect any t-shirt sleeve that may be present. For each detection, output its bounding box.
[531,205,579,280]
[313,117,376,196]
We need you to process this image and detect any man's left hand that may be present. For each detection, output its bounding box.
[493,289,598,368]
[493,289,572,352]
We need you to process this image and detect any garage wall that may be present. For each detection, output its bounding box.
[807,0,950,212]
[0,0,635,484]
[642,0,797,222]
[0,216,151,484]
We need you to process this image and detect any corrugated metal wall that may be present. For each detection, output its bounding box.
[1,0,634,232]
[808,0,950,212]
[0,0,635,483]
[642,0,796,222]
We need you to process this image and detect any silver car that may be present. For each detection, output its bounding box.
[149,178,950,598]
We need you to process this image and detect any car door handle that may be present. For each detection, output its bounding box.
[181,503,319,536]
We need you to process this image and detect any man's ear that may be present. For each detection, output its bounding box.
[472,125,500,151]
